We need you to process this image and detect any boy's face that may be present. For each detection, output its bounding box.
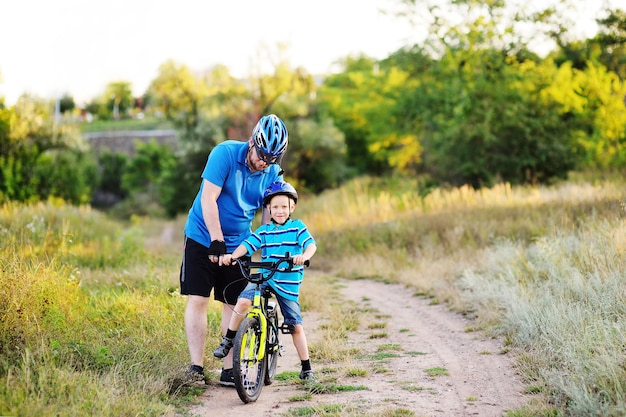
[267,194,294,225]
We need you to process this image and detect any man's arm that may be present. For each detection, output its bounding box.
[260,205,271,225]
[201,179,226,264]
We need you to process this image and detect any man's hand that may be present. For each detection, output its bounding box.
[207,240,226,264]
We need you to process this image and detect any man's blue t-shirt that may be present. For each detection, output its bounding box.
[184,140,282,252]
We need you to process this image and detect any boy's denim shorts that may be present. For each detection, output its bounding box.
[238,282,303,325]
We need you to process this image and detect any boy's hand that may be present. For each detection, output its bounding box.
[223,254,233,266]
[293,255,308,265]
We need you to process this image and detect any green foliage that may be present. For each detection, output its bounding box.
[157,150,205,218]
[253,60,317,118]
[594,8,626,81]
[34,149,98,205]
[318,55,396,175]
[0,201,197,416]
[147,60,200,135]
[95,150,129,205]
[104,81,134,120]
[58,94,75,114]
[421,53,581,186]
[283,117,349,193]
[0,95,95,204]
[121,139,174,199]
[84,81,135,121]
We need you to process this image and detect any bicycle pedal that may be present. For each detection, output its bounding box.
[279,323,296,334]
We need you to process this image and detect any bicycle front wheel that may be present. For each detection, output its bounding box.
[264,314,281,385]
[233,316,267,403]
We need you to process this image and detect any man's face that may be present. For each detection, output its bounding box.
[247,144,272,172]
[254,143,279,165]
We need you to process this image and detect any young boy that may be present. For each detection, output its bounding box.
[213,180,318,381]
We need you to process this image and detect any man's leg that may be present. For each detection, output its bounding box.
[185,294,209,367]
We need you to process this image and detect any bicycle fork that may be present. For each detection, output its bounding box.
[241,290,268,360]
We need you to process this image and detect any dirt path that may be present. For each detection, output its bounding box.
[186,278,527,417]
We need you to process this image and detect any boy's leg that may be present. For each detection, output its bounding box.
[220,303,237,368]
[213,259,249,370]
[278,297,315,381]
[213,298,252,359]
[291,324,309,360]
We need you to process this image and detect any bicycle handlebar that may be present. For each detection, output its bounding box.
[233,252,309,283]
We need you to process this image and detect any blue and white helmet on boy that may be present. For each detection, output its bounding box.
[252,114,288,164]
[263,181,298,206]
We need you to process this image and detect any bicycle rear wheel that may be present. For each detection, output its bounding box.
[233,316,267,403]
[264,314,281,385]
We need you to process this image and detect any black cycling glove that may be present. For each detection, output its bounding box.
[207,240,226,256]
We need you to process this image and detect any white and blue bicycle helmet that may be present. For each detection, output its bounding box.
[252,114,288,164]
[263,180,298,206]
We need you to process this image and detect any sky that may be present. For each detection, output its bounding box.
[0,0,616,106]
[0,0,420,105]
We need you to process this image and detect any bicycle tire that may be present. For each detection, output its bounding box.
[233,316,267,403]
[264,313,280,385]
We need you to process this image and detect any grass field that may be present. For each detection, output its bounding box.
[0,175,624,416]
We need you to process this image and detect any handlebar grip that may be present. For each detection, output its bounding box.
[304,260,310,267]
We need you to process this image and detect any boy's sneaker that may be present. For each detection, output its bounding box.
[219,368,235,387]
[184,365,206,385]
[213,336,234,358]
[299,369,316,381]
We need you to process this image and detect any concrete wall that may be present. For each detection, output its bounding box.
[83,130,179,156]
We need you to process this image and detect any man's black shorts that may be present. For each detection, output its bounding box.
[179,236,248,305]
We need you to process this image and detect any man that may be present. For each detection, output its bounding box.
[179,114,288,386]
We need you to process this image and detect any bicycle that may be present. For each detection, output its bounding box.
[231,253,309,403]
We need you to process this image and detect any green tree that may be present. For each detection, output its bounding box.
[386,0,585,185]
[92,150,129,208]
[542,61,626,168]
[147,60,200,138]
[157,152,206,217]
[34,149,97,204]
[594,8,626,80]
[121,139,174,200]
[318,55,398,175]
[104,81,134,120]
[0,94,94,203]
[282,117,348,193]
[58,93,76,114]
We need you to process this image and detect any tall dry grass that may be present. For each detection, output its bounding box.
[0,200,223,417]
[1,175,624,416]
[297,175,625,416]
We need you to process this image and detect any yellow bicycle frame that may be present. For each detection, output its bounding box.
[240,288,268,360]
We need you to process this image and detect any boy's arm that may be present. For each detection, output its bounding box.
[293,243,317,266]
[223,244,248,265]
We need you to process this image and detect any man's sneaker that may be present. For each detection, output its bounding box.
[213,336,234,358]
[219,368,235,387]
[184,365,206,385]
[299,369,316,381]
